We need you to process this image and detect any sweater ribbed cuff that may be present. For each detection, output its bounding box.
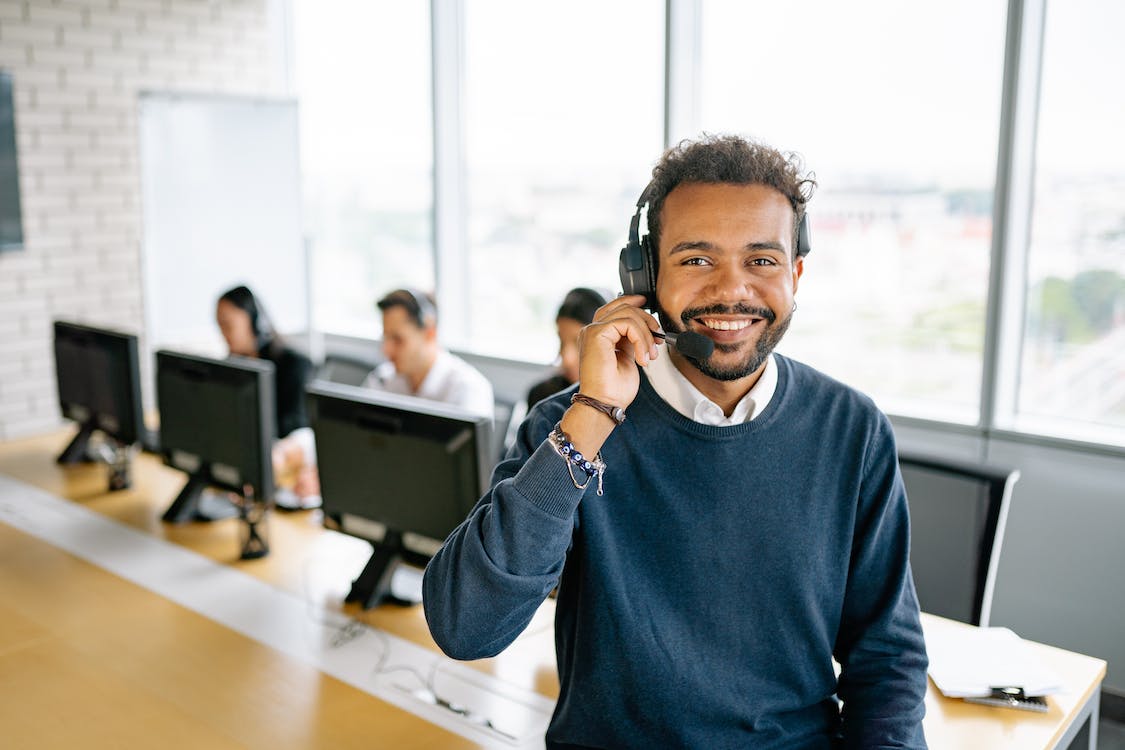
[511,439,590,520]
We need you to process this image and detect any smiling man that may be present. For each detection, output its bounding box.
[424,135,928,749]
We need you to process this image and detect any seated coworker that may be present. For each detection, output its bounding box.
[362,289,494,419]
[526,287,608,408]
[216,285,320,510]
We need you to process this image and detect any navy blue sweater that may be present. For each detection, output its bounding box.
[423,355,928,749]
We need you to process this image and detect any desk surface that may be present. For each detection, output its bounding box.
[0,430,1105,749]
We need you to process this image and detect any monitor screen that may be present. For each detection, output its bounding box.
[307,381,493,607]
[0,70,23,251]
[155,350,275,523]
[53,321,144,450]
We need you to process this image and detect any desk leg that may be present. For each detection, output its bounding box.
[1087,694,1100,750]
[1056,689,1100,750]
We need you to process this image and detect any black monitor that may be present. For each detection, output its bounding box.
[53,321,145,477]
[155,350,276,525]
[307,381,493,609]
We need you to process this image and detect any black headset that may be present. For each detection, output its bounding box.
[400,288,437,328]
[617,185,812,310]
[221,285,276,352]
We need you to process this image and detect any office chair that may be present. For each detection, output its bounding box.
[898,450,1019,627]
[316,353,380,388]
[491,397,518,467]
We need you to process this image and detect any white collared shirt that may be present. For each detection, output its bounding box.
[643,348,778,426]
[361,349,495,419]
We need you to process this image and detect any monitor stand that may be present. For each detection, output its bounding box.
[346,530,422,609]
[162,474,241,524]
[57,421,97,464]
[58,426,134,493]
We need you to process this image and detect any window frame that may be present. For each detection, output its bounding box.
[307,0,1125,456]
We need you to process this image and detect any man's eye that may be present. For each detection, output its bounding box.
[682,257,711,266]
[749,257,778,267]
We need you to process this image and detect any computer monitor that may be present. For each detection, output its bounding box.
[155,350,276,524]
[53,321,145,474]
[307,381,493,609]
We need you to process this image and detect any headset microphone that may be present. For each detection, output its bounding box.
[654,330,715,360]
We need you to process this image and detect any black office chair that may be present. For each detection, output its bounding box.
[316,353,380,387]
[898,450,1019,627]
[491,397,517,467]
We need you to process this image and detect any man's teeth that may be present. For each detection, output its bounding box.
[701,318,751,331]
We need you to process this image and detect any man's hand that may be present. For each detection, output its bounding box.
[576,294,660,409]
[560,294,660,457]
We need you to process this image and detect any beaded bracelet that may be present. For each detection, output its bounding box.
[547,423,606,496]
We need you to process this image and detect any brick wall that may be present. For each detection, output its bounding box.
[0,0,286,439]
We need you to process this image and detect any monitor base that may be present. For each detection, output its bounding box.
[346,531,420,609]
[56,423,97,465]
[162,476,240,524]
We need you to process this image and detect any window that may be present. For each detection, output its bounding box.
[293,1,434,339]
[461,0,664,361]
[698,0,1007,423]
[1015,0,1125,445]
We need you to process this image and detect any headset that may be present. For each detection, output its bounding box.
[221,285,276,352]
[391,288,438,329]
[618,185,813,310]
[251,299,276,351]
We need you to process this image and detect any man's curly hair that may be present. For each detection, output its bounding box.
[644,134,817,260]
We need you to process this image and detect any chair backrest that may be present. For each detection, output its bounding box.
[898,450,1019,627]
[491,398,517,467]
[316,353,379,388]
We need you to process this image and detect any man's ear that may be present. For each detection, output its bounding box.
[792,255,804,294]
[422,322,438,343]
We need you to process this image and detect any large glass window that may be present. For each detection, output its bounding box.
[1016,0,1125,445]
[462,1,665,361]
[293,2,434,339]
[698,0,1007,423]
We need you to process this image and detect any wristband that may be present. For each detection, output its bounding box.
[571,393,626,425]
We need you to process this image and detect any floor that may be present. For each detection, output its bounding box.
[1099,716,1125,750]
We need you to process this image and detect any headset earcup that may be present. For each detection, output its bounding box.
[617,237,658,311]
[619,239,646,297]
[252,306,274,351]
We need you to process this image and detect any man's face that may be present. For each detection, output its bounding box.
[556,317,585,384]
[381,305,433,379]
[654,182,803,382]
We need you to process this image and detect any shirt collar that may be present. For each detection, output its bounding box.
[644,348,777,426]
[415,349,452,399]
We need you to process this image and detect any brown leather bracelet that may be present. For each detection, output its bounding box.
[571,393,626,425]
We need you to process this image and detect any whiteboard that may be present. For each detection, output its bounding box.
[139,93,307,355]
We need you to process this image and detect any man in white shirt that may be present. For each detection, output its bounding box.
[362,289,495,419]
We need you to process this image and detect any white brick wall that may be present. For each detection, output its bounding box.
[0,0,286,440]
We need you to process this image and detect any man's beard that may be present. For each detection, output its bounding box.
[655,301,793,382]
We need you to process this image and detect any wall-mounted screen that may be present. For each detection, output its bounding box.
[0,70,23,252]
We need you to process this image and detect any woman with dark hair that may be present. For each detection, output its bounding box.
[216,285,320,510]
[526,287,608,408]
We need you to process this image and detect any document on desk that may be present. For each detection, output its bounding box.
[923,619,1063,699]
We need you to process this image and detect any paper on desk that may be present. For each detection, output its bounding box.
[923,621,1063,698]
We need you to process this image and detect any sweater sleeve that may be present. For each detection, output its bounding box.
[422,401,586,660]
[834,413,929,749]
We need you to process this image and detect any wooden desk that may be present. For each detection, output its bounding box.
[920,614,1104,749]
[0,430,1106,749]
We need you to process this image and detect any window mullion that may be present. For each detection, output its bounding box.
[982,0,1048,434]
